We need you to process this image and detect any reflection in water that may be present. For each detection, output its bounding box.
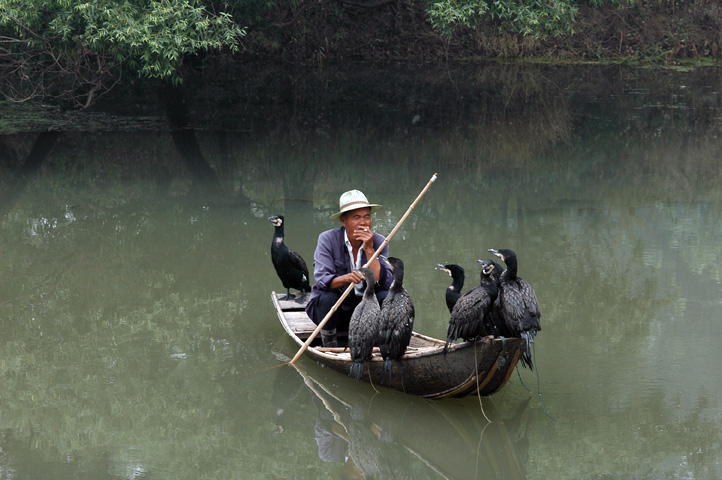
[0,131,59,217]
[271,353,532,479]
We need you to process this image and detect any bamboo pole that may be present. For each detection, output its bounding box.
[289,173,438,364]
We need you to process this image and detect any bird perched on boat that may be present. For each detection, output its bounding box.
[377,256,415,386]
[348,267,382,381]
[268,215,311,303]
[443,260,500,355]
[488,248,541,370]
[435,264,465,313]
[477,258,511,338]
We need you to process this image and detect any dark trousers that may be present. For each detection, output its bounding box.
[311,289,388,332]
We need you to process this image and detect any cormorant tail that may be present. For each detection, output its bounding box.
[520,331,536,370]
[381,358,393,385]
[521,331,536,354]
[520,351,534,370]
[349,361,364,381]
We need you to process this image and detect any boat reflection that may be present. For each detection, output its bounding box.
[273,353,532,479]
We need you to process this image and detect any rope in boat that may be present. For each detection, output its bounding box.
[367,368,380,394]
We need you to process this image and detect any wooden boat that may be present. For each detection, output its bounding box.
[272,291,525,399]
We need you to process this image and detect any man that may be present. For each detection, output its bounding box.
[305,189,393,347]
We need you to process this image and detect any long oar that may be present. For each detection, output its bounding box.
[289,173,438,365]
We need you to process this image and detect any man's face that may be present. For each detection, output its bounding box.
[340,207,372,239]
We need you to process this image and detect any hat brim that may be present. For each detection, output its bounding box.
[330,204,382,221]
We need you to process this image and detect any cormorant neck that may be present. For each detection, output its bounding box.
[362,270,376,299]
[504,256,518,278]
[481,275,499,293]
[451,275,464,292]
[390,268,404,292]
[363,282,377,298]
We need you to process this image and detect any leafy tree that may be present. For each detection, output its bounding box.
[427,0,580,38]
[0,0,245,107]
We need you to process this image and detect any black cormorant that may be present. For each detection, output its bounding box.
[435,264,465,313]
[488,248,541,370]
[377,256,415,386]
[477,259,512,338]
[443,260,500,354]
[348,267,381,381]
[268,215,311,303]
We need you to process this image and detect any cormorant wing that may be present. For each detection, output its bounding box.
[378,290,415,358]
[519,279,542,320]
[499,282,527,323]
[287,248,309,277]
[448,287,491,337]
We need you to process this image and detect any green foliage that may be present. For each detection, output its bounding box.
[427,0,489,34]
[426,0,646,38]
[0,0,245,105]
[427,0,579,38]
[1,0,244,79]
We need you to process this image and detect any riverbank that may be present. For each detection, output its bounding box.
[237,1,721,65]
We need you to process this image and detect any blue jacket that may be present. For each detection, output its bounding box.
[305,226,392,320]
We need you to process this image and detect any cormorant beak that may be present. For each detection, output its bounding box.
[488,248,501,259]
[268,216,282,227]
[435,264,451,276]
[477,258,493,274]
[379,255,392,270]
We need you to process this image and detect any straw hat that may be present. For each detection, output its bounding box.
[329,190,383,221]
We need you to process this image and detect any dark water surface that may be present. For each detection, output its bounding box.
[1,64,722,479]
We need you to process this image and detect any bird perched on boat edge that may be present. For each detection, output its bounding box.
[377,256,415,386]
[435,263,465,314]
[268,215,311,303]
[476,258,511,338]
[348,267,382,381]
[443,259,500,355]
[488,248,541,370]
